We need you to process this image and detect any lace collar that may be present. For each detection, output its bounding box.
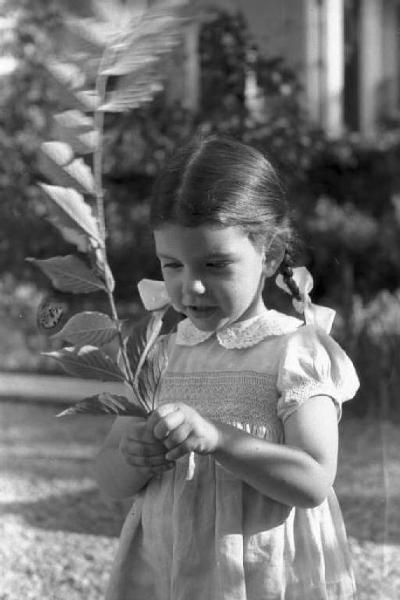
[176,310,303,349]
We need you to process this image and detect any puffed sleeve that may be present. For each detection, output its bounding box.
[276,325,360,422]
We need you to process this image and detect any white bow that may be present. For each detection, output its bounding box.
[275,266,335,333]
[137,279,171,311]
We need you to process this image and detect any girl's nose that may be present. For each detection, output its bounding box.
[182,273,206,300]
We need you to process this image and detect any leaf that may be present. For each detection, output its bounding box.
[45,60,100,111]
[52,311,119,345]
[124,307,170,410]
[41,141,74,164]
[74,90,100,112]
[38,184,101,244]
[126,309,166,382]
[100,6,188,77]
[46,60,86,90]
[27,256,106,294]
[135,334,170,411]
[53,110,94,133]
[100,76,163,112]
[53,111,98,155]
[56,392,147,417]
[44,345,126,382]
[101,54,158,77]
[39,142,95,195]
[65,16,114,52]
[88,247,115,293]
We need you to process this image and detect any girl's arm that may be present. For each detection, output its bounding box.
[147,396,338,508]
[212,395,338,508]
[93,416,171,500]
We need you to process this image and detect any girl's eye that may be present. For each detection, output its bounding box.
[206,261,231,269]
[162,262,181,269]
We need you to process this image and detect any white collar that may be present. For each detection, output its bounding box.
[176,310,303,349]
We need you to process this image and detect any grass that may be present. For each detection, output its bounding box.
[0,400,399,599]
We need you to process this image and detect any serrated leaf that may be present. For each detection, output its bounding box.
[100,7,187,78]
[101,54,158,77]
[56,392,147,417]
[27,256,106,294]
[88,246,115,293]
[136,334,170,411]
[93,0,143,29]
[52,311,119,345]
[54,110,94,132]
[38,184,101,244]
[41,141,74,165]
[100,78,163,112]
[46,61,99,111]
[44,345,126,382]
[48,218,90,253]
[39,143,95,195]
[127,309,167,383]
[46,60,86,90]
[53,111,98,155]
[53,126,99,156]
[74,90,100,112]
[65,16,114,52]
[124,307,170,409]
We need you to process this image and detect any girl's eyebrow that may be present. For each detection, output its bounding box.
[205,252,236,259]
[157,252,236,260]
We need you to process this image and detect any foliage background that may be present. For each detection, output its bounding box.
[1,0,400,419]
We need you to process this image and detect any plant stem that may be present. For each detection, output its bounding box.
[106,287,149,412]
[92,54,149,414]
[94,72,107,243]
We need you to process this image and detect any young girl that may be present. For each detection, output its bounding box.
[94,136,360,600]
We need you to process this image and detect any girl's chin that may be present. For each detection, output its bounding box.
[185,307,224,330]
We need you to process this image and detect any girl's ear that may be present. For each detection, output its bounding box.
[263,257,280,277]
[262,243,285,278]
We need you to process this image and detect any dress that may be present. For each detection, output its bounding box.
[106,308,360,600]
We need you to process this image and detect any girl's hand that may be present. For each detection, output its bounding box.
[119,417,173,475]
[146,403,220,461]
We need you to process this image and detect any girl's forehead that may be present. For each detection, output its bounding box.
[154,223,253,256]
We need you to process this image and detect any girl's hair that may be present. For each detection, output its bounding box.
[151,135,302,301]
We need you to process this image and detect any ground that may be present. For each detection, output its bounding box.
[0,401,399,599]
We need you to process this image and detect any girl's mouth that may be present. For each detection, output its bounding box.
[187,306,216,318]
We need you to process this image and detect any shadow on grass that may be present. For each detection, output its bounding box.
[339,493,400,545]
[3,484,399,545]
[1,487,129,538]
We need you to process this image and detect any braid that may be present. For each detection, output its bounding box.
[279,249,302,303]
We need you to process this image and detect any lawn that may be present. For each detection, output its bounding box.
[1,400,399,599]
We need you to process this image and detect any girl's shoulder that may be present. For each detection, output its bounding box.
[277,324,360,421]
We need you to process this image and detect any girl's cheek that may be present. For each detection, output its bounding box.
[165,279,180,304]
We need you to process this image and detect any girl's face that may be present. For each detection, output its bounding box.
[154,223,268,332]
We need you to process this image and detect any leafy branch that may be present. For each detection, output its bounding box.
[28,0,188,417]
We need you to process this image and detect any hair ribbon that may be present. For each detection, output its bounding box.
[275,266,336,334]
[138,279,171,311]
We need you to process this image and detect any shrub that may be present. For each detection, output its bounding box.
[340,290,400,421]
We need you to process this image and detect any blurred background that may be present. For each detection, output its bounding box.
[1,0,399,598]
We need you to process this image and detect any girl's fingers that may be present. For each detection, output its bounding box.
[152,408,185,441]
[165,440,191,462]
[146,403,179,432]
[163,422,192,449]
[125,440,166,457]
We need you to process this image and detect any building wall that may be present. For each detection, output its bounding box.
[381,0,400,116]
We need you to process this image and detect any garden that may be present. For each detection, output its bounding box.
[1,0,400,598]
